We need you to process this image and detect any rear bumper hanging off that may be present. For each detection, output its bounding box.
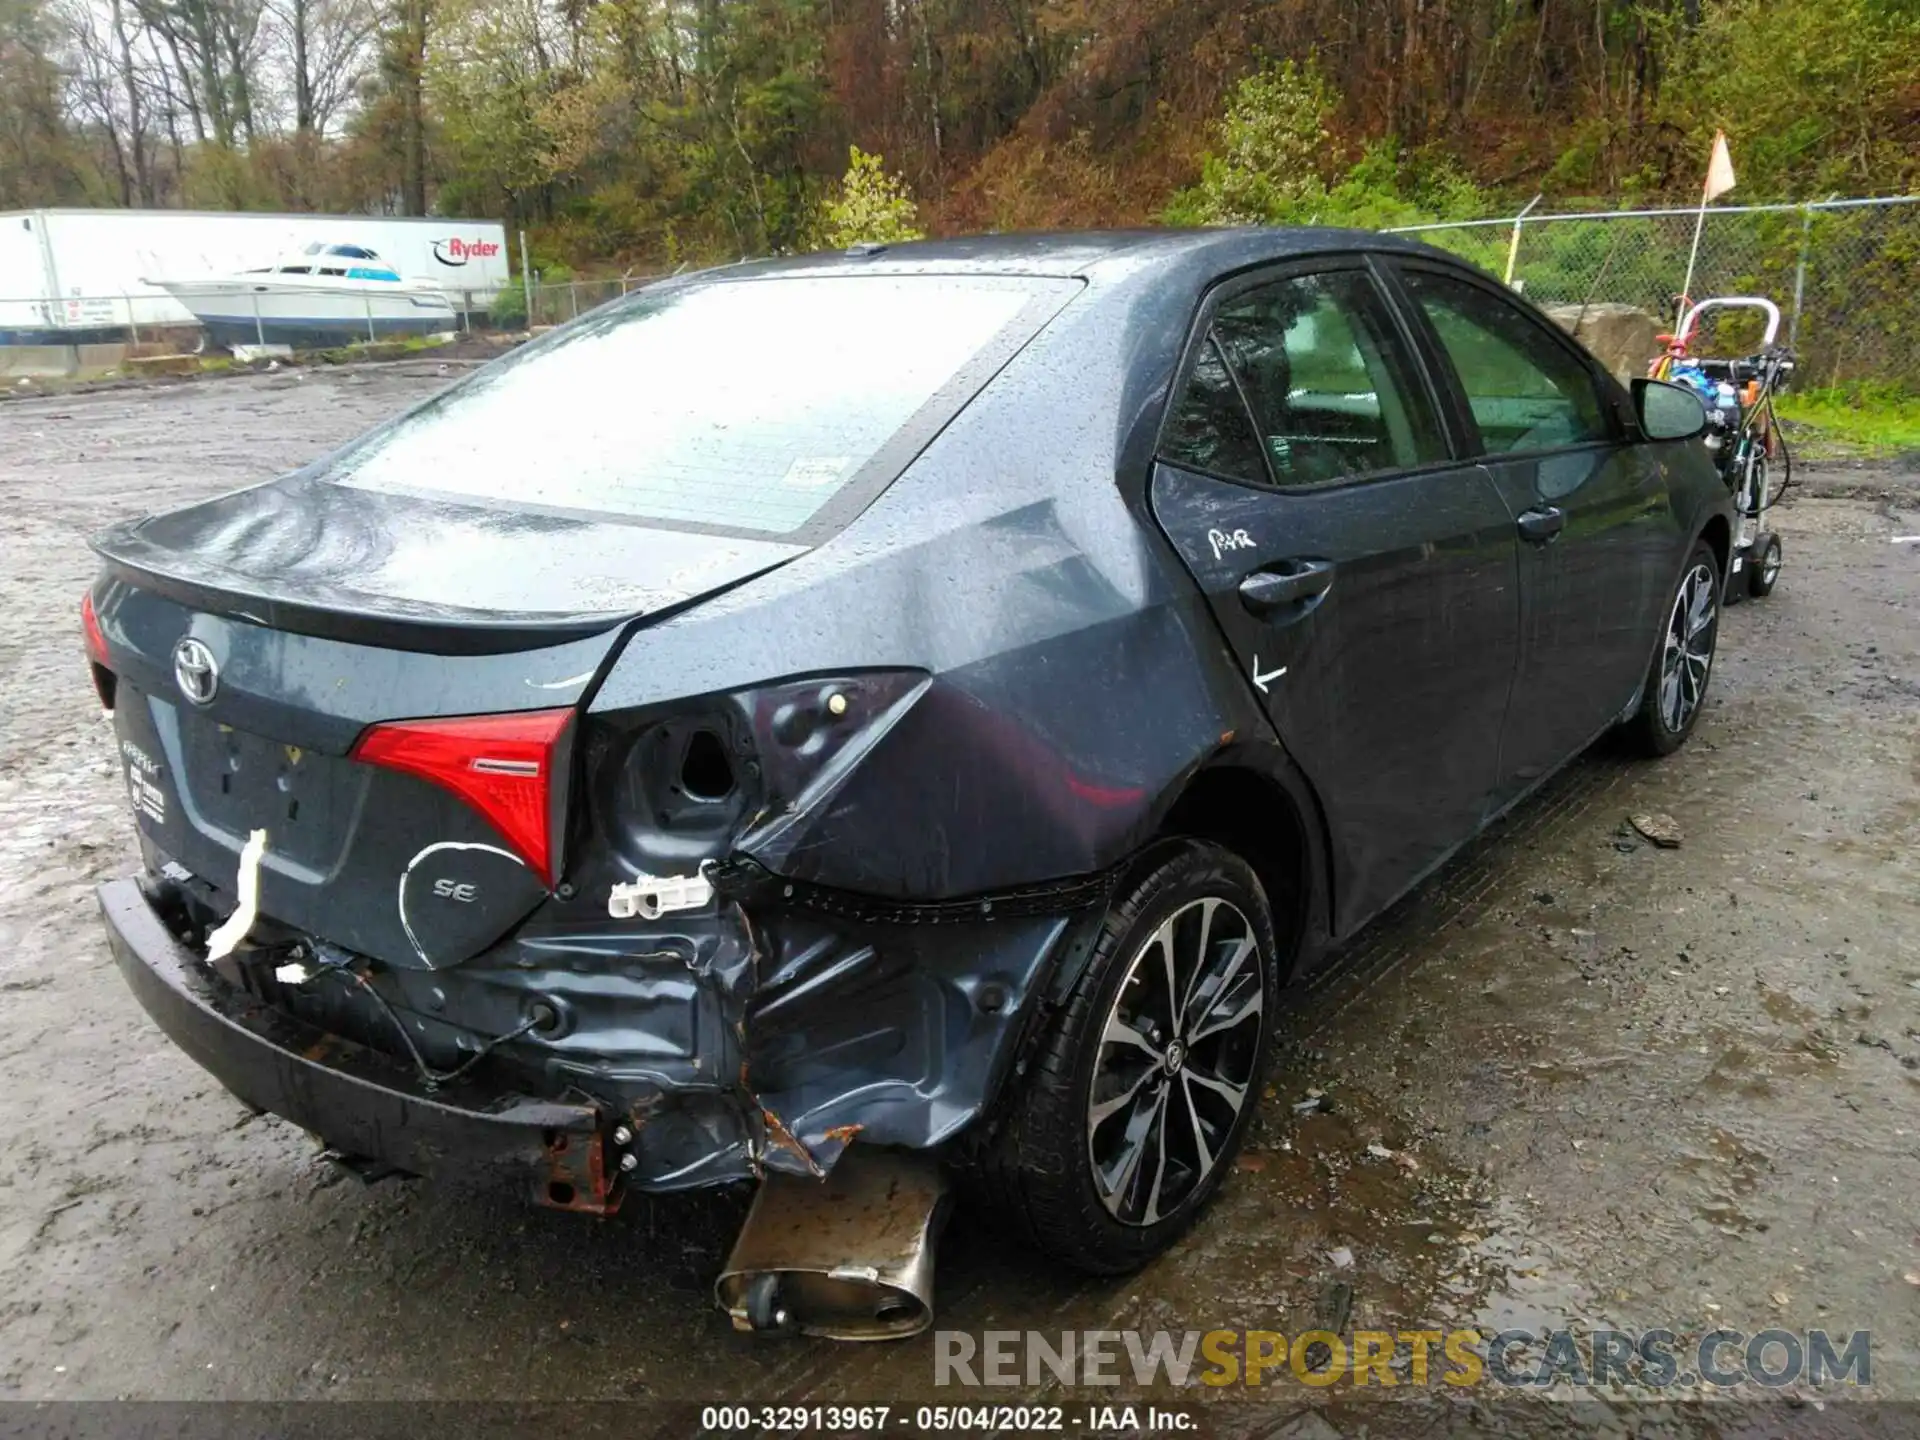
[96,877,617,1211]
[99,860,1108,1204]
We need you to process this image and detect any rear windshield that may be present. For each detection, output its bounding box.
[329,272,1074,539]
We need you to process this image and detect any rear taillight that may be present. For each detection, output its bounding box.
[352,708,572,884]
[81,592,115,711]
[81,593,108,663]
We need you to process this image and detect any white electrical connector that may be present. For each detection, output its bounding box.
[608,871,714,920]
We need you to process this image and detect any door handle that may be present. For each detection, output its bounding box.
[1516,506,1566,543]
[1238,560,1335,615]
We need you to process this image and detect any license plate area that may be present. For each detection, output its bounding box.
[166,704,368,872]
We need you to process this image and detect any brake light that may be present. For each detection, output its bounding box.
[351,708,572,884]
[81,592,108,665]
[81,592,115,711]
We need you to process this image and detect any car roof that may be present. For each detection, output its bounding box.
[699,227,1456,284]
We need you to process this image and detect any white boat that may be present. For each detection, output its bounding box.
[150,241,458,350]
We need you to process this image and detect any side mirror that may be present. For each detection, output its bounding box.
[1633,377,1709,441]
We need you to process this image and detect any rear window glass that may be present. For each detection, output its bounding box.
[329,273,1072,538]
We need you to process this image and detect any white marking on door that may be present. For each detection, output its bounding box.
[1208,527,1256,561]
[1252,658,1288,693]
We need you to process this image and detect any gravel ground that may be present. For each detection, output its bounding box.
[1,366,1917,1418]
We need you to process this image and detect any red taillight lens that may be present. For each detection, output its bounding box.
[351,708,572,885]
[81,592,109,665]
[81,592,115,711]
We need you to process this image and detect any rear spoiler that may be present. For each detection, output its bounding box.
[93,537,631,657]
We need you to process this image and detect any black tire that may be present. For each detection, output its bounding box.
[978,841,1279,1274]
[1747,533,1782,598]
[1622,541,1721,757]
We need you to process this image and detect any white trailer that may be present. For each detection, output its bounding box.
[0,209,509,342]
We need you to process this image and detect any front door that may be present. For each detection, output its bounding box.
[1386,263,1676,807]
[1149,263,1520,934]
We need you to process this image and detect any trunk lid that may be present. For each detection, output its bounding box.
[112,679,564,970]
[89,480,797,969]
[94,479,804,654]
[96,560,634,969]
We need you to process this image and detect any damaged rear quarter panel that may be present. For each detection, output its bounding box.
[552,258,1284,1180]
[588,259,1268,898]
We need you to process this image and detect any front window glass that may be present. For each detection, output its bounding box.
[329,274,1066,536]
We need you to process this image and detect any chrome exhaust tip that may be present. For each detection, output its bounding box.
[716,1149,948,1342]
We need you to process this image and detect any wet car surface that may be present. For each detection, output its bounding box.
[78,235,1734,1300]
[3,363,1916,1411]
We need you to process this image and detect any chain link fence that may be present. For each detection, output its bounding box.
[8,202,1915,391]
[517,275,660,328]
[1390,196,1920,394]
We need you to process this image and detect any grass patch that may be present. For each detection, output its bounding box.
[1775,383,1920,460]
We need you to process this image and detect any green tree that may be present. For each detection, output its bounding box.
[813,144,923,247]
[1165,63,1488,230]
[426,0,561,219]
[1665,0,1920,198]
[0,0,88,205]
[691,0,834,256]
[1163,60,1332,227]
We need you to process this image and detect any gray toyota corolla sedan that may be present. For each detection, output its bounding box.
[83,230,1732,1338]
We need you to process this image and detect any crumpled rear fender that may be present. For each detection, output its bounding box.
[314,870,1108,1188]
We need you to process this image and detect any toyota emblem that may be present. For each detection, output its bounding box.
[172,637,219,706]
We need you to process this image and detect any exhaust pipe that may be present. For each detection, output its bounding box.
[716,1148,948,1341]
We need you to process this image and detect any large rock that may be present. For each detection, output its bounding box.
[1544,302,1662,384]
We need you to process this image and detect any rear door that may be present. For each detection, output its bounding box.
[1384,261,1675,808]
[1149,260,1520,933]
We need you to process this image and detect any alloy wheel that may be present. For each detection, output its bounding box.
[1659,561,1717,733]
[1086,897,1265,1227]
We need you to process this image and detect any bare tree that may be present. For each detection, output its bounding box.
[267,0,374,133]
[379,0,430,213]
[107,0,155,199]
[58,0,150,200]
[131,0,265,148]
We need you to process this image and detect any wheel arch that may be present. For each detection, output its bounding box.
[1147,746,1332,984]
[1698,512,1731,580]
